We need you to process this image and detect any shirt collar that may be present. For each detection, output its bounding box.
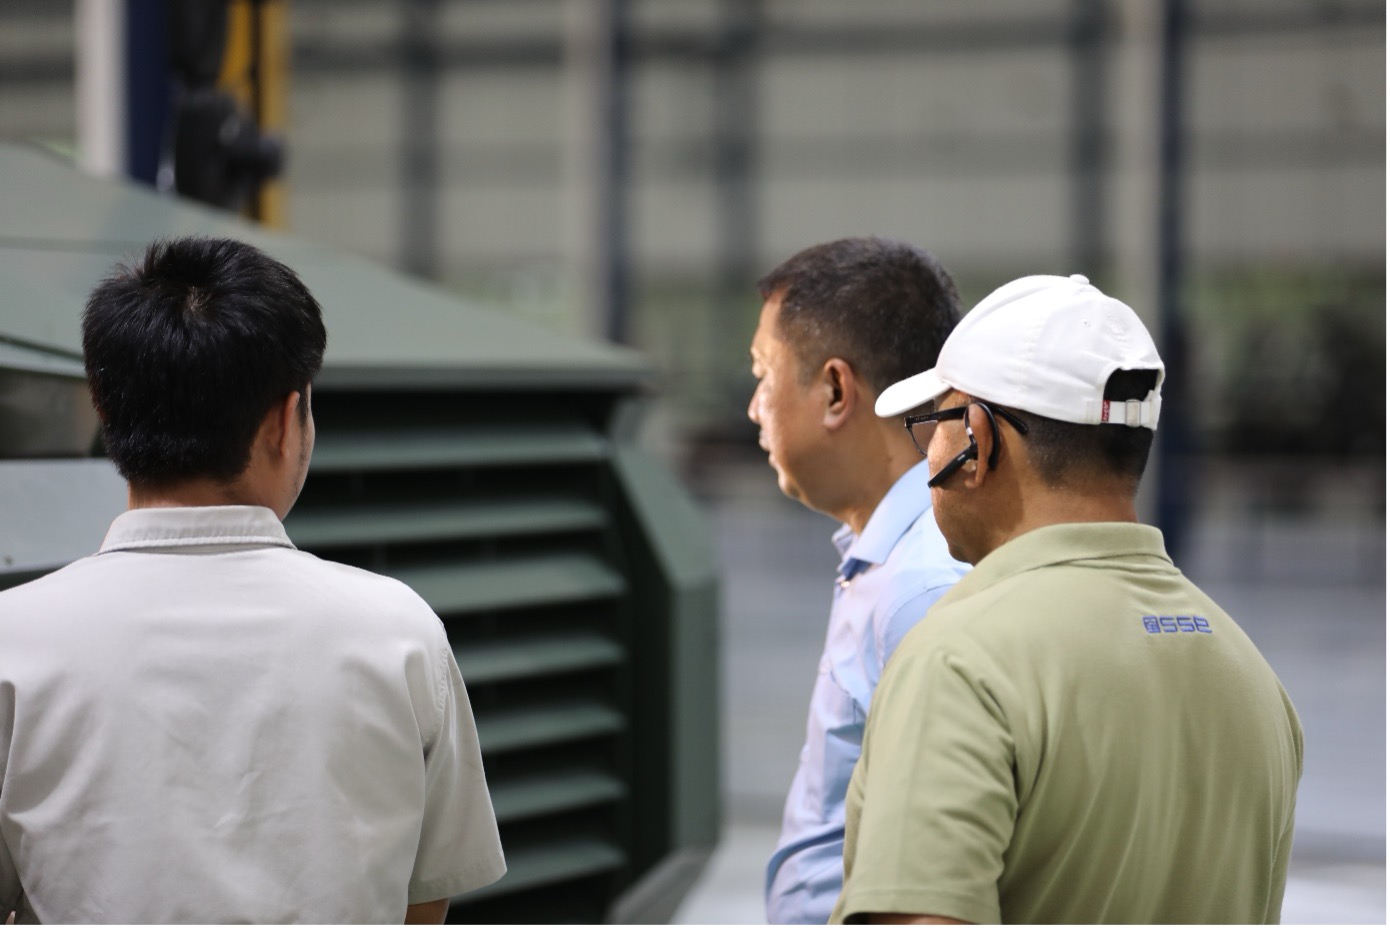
[99,506,295,554]
[934,521,1172,608]
[835,458,936,579]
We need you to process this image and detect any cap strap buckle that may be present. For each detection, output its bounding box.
[1100,397,1159,428]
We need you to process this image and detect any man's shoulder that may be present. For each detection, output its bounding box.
[859,515,967,663]
[290,550,420,595]
[257,550,444,628]
[878,511,967,583]
[899,556,1244,672]
[0,555,103,604]
[0,548,441,633]
[875,514,968,605]
[890,564,1065,663]
[926,559,1108,641]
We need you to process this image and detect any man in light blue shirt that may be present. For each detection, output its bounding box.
[747,238,968,924]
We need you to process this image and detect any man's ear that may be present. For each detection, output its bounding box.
[821,358,857,430]
[959,403,993,489]
[261,391,302,460]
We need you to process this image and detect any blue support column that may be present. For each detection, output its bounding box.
[124,0,173,185]
[1156,0,1191,564]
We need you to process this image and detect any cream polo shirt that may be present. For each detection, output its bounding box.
[0,506,505,924]
[833,522,1302,924]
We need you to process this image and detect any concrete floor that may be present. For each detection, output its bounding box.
[671,451,1385,924]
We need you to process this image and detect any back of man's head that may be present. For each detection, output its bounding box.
[877,274,1165,494]
[1015,368,1160,491]
[82,236,327,489]
[757,237,961,394]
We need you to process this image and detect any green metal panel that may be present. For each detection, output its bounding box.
[389,554,626,616]
[455,633,625,685]
[611,446,720,849]
[284,498,609,548]
[0,256,123,356]
[0,142,650,390]
[0,325,85,378]
[0,461,124,574]
[308,425,609,472]
[287,389,647,922]
[603,445,722,922]
[474,703,627,755]
[489,768,628,824]
[461,838,627,903]
[292,393,644,922]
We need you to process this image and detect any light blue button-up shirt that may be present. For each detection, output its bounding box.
[765,459,968,924]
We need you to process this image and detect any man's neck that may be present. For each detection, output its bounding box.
[831,433,923,537]
[128,478,266,512]
[977,487,1138,561]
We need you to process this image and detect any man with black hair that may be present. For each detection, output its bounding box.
[749,237,968,924]
[832,274,1302,924]
[0,237,505,924]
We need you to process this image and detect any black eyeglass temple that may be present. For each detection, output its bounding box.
[988,405,1030,435]
[905,402,1030,435]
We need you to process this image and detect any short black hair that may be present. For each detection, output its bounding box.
[1009,369,1161,489]
[82,236,327,488]
[757,237,961,395]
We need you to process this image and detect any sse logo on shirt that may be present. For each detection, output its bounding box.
[1142,615,1212,634]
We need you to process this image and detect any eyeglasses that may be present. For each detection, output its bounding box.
[904,402,1030,488]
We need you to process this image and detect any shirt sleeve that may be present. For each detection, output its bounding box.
[877,582,960,678]
[836,645,1017,925]
[408,630,507,904]
[0,688,16,918]
[765,660,862,925]
[1265,696,1302,924]
[768,580,961,925]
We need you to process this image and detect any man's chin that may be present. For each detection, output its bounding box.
[764,455,807,504]
[774,472,805,505]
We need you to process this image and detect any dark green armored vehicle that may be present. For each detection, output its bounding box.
[0,142,718,924]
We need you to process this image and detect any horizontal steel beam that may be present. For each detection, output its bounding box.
[3,4,1381,86]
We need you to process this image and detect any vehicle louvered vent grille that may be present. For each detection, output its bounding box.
[285,390,636,923]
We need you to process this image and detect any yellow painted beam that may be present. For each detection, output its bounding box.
[216,0,288,228]
[216,0,254,111]
[254,0,289,228]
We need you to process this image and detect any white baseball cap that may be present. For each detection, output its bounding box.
[875,274,1165,429]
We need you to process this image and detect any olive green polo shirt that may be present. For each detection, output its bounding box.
[832,522,1303,925]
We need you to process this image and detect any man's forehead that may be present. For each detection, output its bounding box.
[750,303,783,354]
[749,330,768,358]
